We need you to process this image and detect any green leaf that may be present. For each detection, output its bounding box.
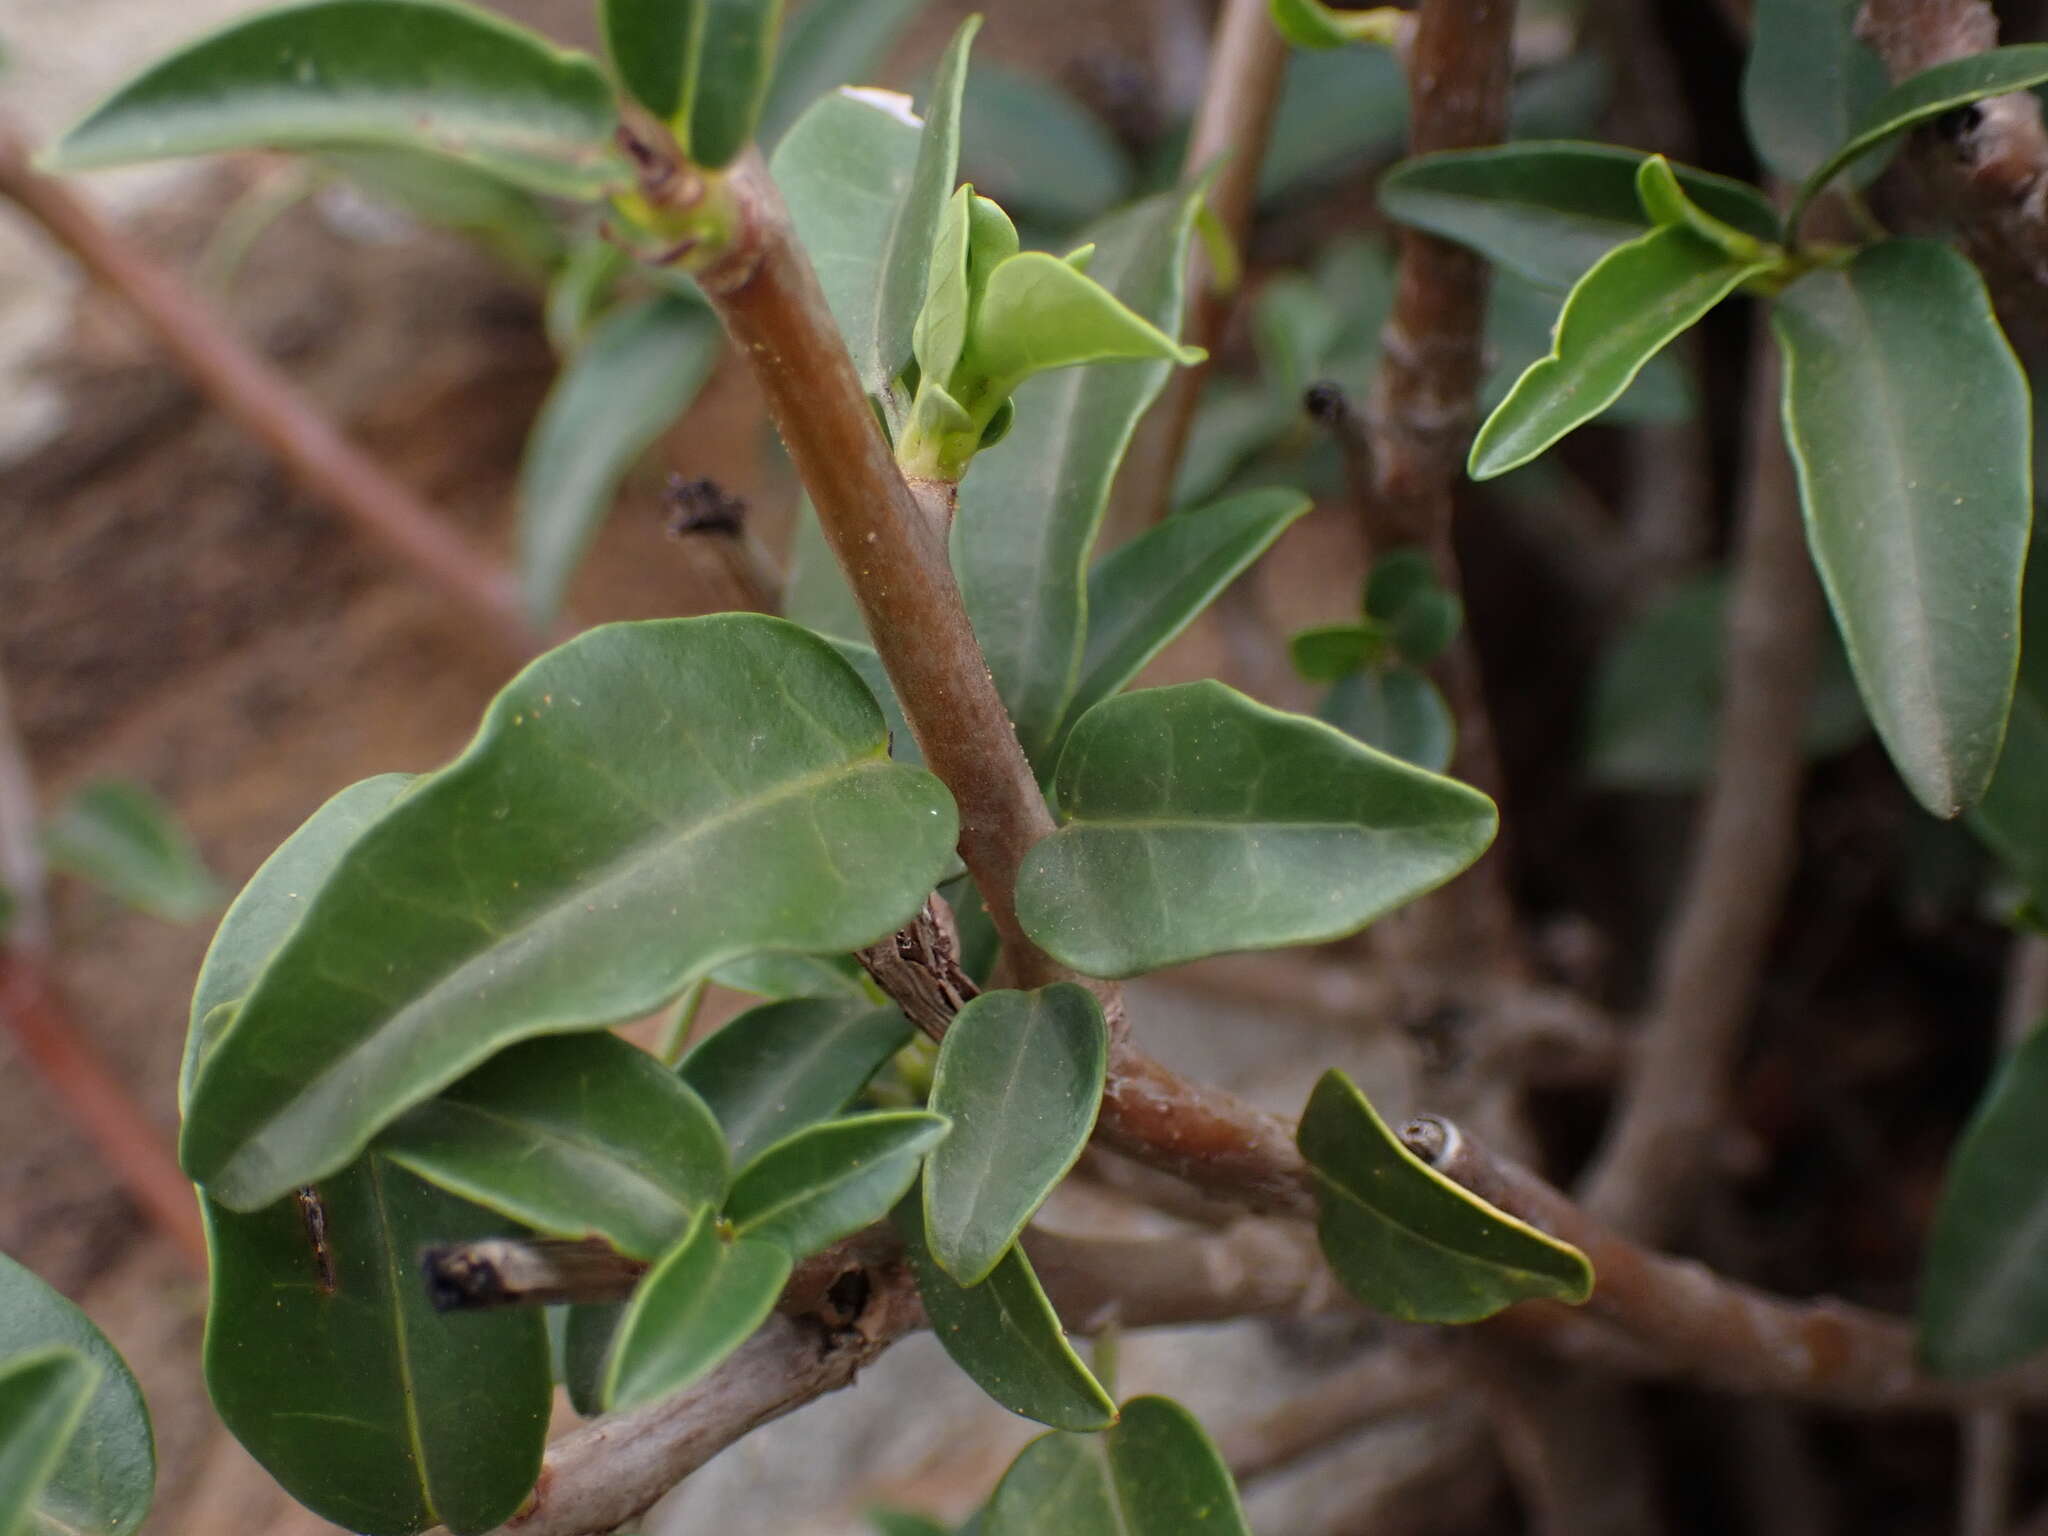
[869,1510,954,1536]
[1971,539,2048,897]
[894,1197,1115,1431]
[1793,45,2048,223]
[1290,625,1383,683]
[1742,0,1889,186]
[983,1394,1250,1536]
[0,1254,154,1536]
[1919,1022,2048,1376]
[1259,47,1408,202]
[315,146,566,275]
[958,63,1133,231]
[954,183,1207,767]
[914,186,976,393]
[43,779,221,923]
[377,1033,729,1260]
[203,1159,550,1535]
[770,87,923,375]
[1016,682,1498,977]
[1470,226,1769,479]
[964,253,1202,393]
[873,16,980,400]
[757,0,929,150]
[561,1301,624,1417]
[1266,0,1401,51]
[726,1110,949,1257]
[1067,489,1312,731]
[0,1348,101,1536]
[681,997,915,1166]
[1319,668,1455,773]
[1378,142,1781,291]
[686,0,786,169]
[182,616,959,1210]
[924,987,1106,1285]
[603,1210,792,1411]
[1632,156,1775,263]
[1775,240,2030,817]
[602,0,696,120]
[518,293,721,626]
[1297,1070,1593,1322]
[1482,265,1692,428]
[45,0,624,198]
[710,949,871,1001]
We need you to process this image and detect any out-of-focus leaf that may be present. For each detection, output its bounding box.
[602,0,695,120]
[314,147,565,273]
[561,1301,624,1418]
[1289,625,1384,683]
[1743,0,1889,186]
[602,1210,791,1411]
[726,1110,949,1257]
[758,0,928,149]
[1267,0,1401,50]
[1319,668,1454,773]
[684,0,786,168]
[43,779,221,923]
[982,1394,1250,1535]
[959,63,1133,230]
[0,1348,101,1536]
[1258,47,1407,202]
[710,950,870,1001]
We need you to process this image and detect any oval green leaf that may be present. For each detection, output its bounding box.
[0,1348,101,1536]
[377,1033,728,1260]
[686,0,785,169]
[983,1394,1250,1536]
[1318,667,1455,773]
[203,1159,550,1535]
[726,1110,950,1258]
[45,0,624,198]
[681,997,915,1167]
[1775,240,2030,817]
[894,1196,1115,1431]
[924,986,1106,1285]
[1016,682,1498,977]
[0,1254,154,1536]
[182,615,959,1210]
[1742,0,1889,186]
[1289,624,1383,684]
[1471,225,1770,479]
[602,0,697,120]
[42,779,221,925]
[603,1210,793,1411]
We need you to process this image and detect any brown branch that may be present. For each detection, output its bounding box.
[1218,1341,1461,1480]
[1578,330,1822,1244]
[0,123,548,660]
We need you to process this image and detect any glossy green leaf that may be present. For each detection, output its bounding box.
[45,0,624,198]
[1742,0,1888,186]
[828,636,920,769]
[1016,682,1498,977]
[895,1197,1114,1431]
[686,0,785,168]
[958,63,1133,231]
[873,17,980,400]
[1298,1070,1593,1322]
[1793,45,2048,223]
[0,1254,153,1536]
[1632,156,1775,262]
[602,0,696,120]
[727,1110,949,1257]
[1067,489,1312,731]
[770,87,923,373]
[203,1159,550,1535]
[182,616,959,1210]
[518,293,721,626]
[1482,265,1692,427]
[1290,625,1383,684]
[1319,668,1455,773]
[1379,142,1781,291]
[1266,0,1401,50]
[954,183,1206,767]
[603,1210,792,1411]
[1775,240,2030,817]
[561,1302,625,1418]
[1918,1023,2048,1376]
[377,1033,728,1260]
[924,987,1106,1285]
[757,0,928,149]
[43,779,221,924]
[0,1348,100,1536]
[1471,226,1769,479]
[983,1394,1249,1535]
[681,997,914,1167]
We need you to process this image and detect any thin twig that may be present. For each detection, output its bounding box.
[1961,1408,2018,1536]
[1220,1341,1461,1481]
[0,122,548,660]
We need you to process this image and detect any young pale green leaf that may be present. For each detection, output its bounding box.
[1471,226,1769,479]
[203,1160,550,1536]
[685,0,785,168]
[958,64,1133,231]
[872,16,980,400]
[0,1348,101,1536]
[44,0,624,198]
[1289,625,1383,684]
[1298,1071,1593,1322]
[42,779,221,924]
[1793,45,2048,225]
[681,998,915,1167]
[603,0,697,120]
[602,1210,792,1411]
[770,88,922,374]
[1742,0,1889,186]
[914,186,976,392]
[1775,240,2030,818]
[895,1196,1115,1431]
[924,987,1107,1285]
[0,1254,153,1536]
[1378,142,1781,291]
[1016,682,1497,978]
[376,1033,728,1260]
[963,253,1203,394]
[182,616,958,1211]
[1319,668,1455,773]
[1066,489,1312,733]
[983,1394,1250,1536]
[954,182,1207,768]
[518,293,721,626]
[1632,156,1774,262]
[1918,1023,2048,1376]
[1266,0,1402,50]
[757,0,928,150]
[726,1110,949,1257]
